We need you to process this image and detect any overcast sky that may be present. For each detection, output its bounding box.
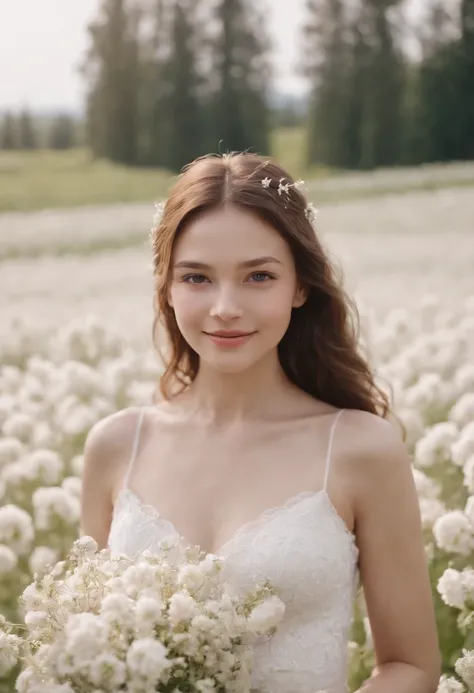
[0,0,428,113]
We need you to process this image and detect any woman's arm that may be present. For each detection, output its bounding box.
[351,415,441,693]
[80,408,143,549]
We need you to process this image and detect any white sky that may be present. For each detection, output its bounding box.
[0,0,428,112]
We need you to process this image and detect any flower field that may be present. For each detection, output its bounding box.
[1,177,474,692]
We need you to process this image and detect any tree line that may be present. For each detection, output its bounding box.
[81,0,270,171]
[2,0,473,171]
[305,0,474,168]
[0,111,78,151]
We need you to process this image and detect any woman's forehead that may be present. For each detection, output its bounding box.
[174,206,291,261]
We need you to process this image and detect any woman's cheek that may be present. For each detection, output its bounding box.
[173,287,207,326]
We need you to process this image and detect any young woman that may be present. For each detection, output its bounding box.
[81,153,440,693]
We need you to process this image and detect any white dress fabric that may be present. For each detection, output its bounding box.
[108,409,360,693]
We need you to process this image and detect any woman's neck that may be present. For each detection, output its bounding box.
[181,351,296,426]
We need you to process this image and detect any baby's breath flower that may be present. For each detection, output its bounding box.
[305,202,319,225]
[0,544,17,574]
[277,179,290,196]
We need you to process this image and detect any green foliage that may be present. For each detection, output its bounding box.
[49,114,77,150]
[0,149,171,212]
[82,0,271,172]
[0,113,18,150]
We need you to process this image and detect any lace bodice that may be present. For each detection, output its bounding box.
[108,409,360,693]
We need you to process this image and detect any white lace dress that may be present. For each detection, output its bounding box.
[108,409,360,693]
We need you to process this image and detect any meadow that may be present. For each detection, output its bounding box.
[0,151,473,692]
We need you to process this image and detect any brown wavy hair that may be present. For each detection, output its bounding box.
[151,152,390,418]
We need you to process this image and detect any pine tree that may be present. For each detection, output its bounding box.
[358,0,405,169]
[18,108,37,150]
[208,0,271,155]
[0,113,18,150]
[459,0,474,157]
[303,0,353,168]
[49,114,76,150]
[151,0,207,170]
[83,0,139,164]
[303,0,405,170]
[413,0,474,162]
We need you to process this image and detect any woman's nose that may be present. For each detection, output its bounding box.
[209,287,244,320]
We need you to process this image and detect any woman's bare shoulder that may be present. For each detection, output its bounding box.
[337,408,411,497]
[83,406,145,475]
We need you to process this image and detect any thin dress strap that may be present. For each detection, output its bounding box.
[323,409,345,491]
[122,408,146,490]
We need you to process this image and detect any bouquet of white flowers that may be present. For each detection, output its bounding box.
[0,536,286,693]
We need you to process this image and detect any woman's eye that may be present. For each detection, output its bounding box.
[248,272,275,283]
[182,274,209,284]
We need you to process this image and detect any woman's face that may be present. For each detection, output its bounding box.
[169,204,306,374]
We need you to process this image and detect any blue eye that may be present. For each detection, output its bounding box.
[249,272,275,282]
[182,274,209,284]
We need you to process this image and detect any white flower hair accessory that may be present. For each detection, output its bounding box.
[260,176,319,227]
[150,175,319,243]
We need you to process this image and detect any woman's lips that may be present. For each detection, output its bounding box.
[205,331,256,347]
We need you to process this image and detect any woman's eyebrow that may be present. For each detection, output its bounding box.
[173,256,283,269]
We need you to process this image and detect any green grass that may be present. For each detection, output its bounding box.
[1,130,474,213]
[0,129,330,213]
[0,149,172,212]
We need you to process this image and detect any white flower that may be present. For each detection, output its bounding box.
[0,544,17,574]
[405,373,451,414]
[455,649,474,690]
[415,422,458,467]
[21,582,45,611]
[15,668,44,693]
[464,457,474,493]
[32,486,80,531]
[419,498,446,529]
[412,468,441,499]
[305,202,319,225]
[461,569,474,605]
[100,592,135,629]
[246,595,285,635]
[134,595,164,635]
[196,678,217,693]
[433,511,474,556]
[126,638,171,681]
[88,652,127,689]
[65,613,108,664]
[121,562,160,598]
[0,631,21,676]
[61,476,82,498]
[293,179,306,192]
[26,449,64,485]
[0,437,24,468]
[29,546,59,577]
[151,202,165,231]
[168,592,199,625]
[452,423,474,468]
[261,177,271,188]
[72,535,98,557]
[465,496,474,527]
[31,422,55,449]
[277,179,290,196]
[0,504,34,555]
[2,412,35,443]
[437,568,465,609]
[24,610,49,638]
[436,675,465,693]
[450,392,474,427]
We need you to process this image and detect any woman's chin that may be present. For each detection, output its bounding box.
[198,349,262,375]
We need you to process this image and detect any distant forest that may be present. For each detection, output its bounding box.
[2,0,473,171]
